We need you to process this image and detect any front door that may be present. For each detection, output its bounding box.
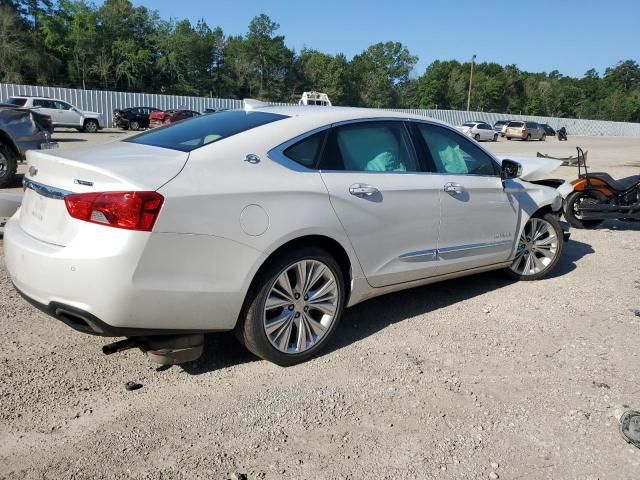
[319,120,442,287]
[413,122,518,274]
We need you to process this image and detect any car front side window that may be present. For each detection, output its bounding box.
[416,123,498,176]
[320,121,418,172]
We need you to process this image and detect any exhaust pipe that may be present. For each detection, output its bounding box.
[102,334,204,365]
[102,338,139,355]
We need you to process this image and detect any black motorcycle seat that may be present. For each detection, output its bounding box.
[588,172,640,192]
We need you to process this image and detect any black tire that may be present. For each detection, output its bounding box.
[474,133,481,141]
[540,134,546,141]
[564,190,606,229]
[504,212,564,281]
[493,133,498,142]
[524,134,531,141]
[236,246,346,366]
[130,121,140,131]
[83,119,99,133]
[507,136,512,141]
[0,143,18,189]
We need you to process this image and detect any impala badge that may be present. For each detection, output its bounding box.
[74,179,94,187]
[28,166,38,177]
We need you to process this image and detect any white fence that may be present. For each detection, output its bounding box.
[2,83,640,136]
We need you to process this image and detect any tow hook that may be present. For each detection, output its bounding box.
[102,334,204,365]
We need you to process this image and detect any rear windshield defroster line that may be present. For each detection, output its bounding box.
[124,110,289,152]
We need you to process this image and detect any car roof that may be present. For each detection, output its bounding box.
[252,105,451,127]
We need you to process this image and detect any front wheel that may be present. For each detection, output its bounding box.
[564,191,606,229]
[130,121,140,131]
[237,247,345,366]
[0,143,18,188]
[505,213,564,281]
[540,134,546,141]
[83,119,99,133]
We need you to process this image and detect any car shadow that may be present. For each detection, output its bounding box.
[53,138,87,143]
[180,238,594,375]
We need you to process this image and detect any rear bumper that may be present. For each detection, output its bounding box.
[3,212,266,335]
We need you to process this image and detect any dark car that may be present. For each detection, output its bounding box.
[148,109,200,128]
[0,105,57,188]
[113,107,160,130]
[539,123,556,136]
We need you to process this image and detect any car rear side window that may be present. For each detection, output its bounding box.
[125,110,288,152]
[3,97,27,106]
[284,131,326,168]
[319,121,418,172]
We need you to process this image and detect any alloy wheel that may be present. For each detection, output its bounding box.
[510,217,558,276]
[0,152,7,176]
[263,259,340,354]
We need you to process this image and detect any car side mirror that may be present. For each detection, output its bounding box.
[501,159,522,180]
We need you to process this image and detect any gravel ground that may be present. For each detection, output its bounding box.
[0,131,639,479]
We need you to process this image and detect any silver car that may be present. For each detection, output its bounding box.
[4,104,565,366]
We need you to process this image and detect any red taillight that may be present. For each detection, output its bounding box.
[64,191,164,231]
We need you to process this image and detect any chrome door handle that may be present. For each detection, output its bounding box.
[444,182,463,195]
[349,183,379,197]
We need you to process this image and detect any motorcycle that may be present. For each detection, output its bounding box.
[558,147,640,228]
[557,127,568,141]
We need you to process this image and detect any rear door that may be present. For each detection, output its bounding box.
[33,99,59,125]
[318,120,443,287]
[414,122,518,274]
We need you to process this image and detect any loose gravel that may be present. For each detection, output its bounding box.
[0,132,639,479]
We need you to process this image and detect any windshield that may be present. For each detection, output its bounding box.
[3,97,27,106]
[125,110,288,152]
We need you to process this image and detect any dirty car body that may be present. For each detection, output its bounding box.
[0,105,57,188]
[4,105,567,365]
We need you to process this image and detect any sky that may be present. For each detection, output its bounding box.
[130,0,639,78]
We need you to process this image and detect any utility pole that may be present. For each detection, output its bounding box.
[466,54,476,111]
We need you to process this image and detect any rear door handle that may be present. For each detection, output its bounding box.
[349,183,379,197]
[444,182,463,195]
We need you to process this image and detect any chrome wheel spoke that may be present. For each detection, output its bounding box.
[263,259,340,354]
[510,218,559,276]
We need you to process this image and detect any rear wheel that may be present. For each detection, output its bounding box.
[83,119,99,133]
[507,136,512,140]
[564,190,606,229]
[130,120,140,131]
[237,247,345,366]
[474,133,480,141]
[541,134,546,141]
[0,143,18,188]
[525,134,531,141]
[493,133,498,142]
[505,213,563,281]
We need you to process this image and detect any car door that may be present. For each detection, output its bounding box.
[33,99,60,125]
[53,100,82,127]
[318,120,443,287]
[414,122,518,274]
[480,123,494,141]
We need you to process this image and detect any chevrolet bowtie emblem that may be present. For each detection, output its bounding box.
[28,166,38,177]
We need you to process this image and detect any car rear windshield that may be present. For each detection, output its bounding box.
[125,110,288,152]
[3,97,27,106]
[508,121,524,127]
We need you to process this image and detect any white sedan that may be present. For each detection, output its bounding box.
[4,103,566,366]
[456,121,498,142]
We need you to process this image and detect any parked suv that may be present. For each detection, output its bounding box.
[505,121,546,141]
[3,96,103,133]
[113,107,160,130]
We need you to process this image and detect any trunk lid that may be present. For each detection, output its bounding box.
[20,141,188,246]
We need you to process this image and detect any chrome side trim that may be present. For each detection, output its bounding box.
[23,178,71,200]
[399,249,438,262]
[438,240,512,256]
[399,240,513,263]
